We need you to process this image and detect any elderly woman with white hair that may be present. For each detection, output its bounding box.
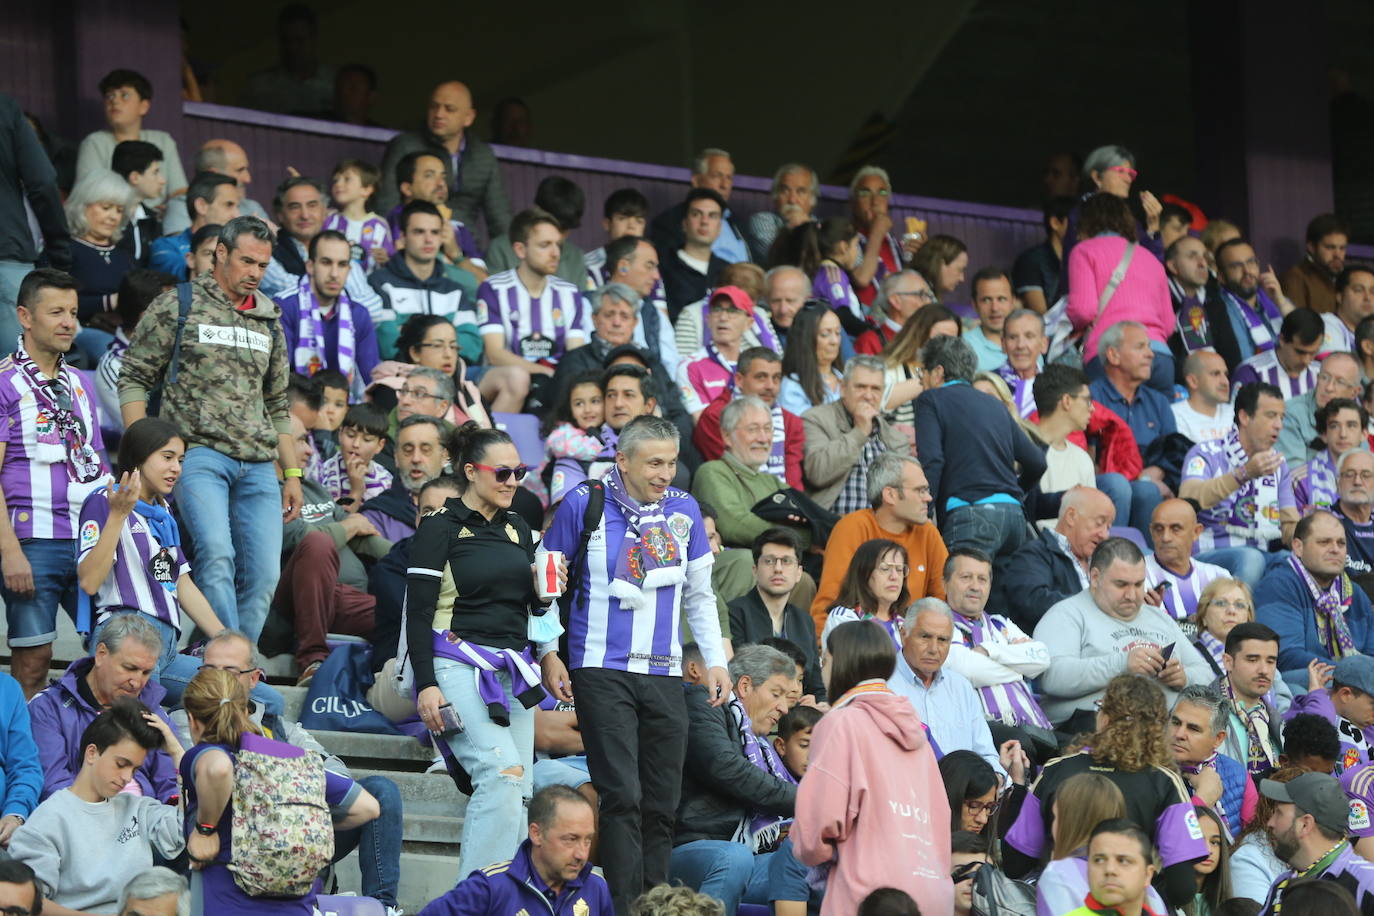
[65,167,137,365]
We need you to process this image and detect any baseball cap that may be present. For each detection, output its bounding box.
[1261,772,1353,836]
[1333,656,1374,697]
[709,286,753,313]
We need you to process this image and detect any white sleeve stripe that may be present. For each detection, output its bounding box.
[406,567,443,578]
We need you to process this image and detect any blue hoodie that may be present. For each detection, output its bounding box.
[0,673,40,819]
[419,839,612,916]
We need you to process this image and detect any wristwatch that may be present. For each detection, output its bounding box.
[195,822,218,836]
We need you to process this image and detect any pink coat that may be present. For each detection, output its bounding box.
[791,685,954,916]
[1066,234,1173,362]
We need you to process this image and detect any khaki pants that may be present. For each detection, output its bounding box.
[366,657,419,723]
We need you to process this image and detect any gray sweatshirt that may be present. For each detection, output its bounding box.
[9,788,184,912]
[1032,588,1215,724]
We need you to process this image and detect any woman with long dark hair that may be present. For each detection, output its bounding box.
[938,750,1000,838]
[368,313,491,429]
[778,304,844,415]
[1189,805,1233,916]
[821,539,911,651]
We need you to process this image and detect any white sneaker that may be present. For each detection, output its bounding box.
[386,908,405,916]
[425,754,447,774]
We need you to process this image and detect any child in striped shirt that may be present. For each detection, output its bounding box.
[325,158,392,275]
[317,403,393,508]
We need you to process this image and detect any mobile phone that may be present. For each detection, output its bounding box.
[1157,581,1172,593]
[1160,642,1176,661]
[433,703,464,739]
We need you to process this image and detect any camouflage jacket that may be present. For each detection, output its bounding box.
[117,273,292,461]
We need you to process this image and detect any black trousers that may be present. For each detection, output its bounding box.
[573,667,688,916]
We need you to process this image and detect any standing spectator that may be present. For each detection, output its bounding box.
[240,4,336,115]
[847,166,914,307]
[1012,195,1074,314]
[163,140,272,233]
[368,201,472,367]
[486,176,590,289]
[148,172,240,281]
[792,619,954,916]
[406,424,546,878]
[727,528,825,702]
[856,270,933,355]
[997,485,1114,629]
[539,415,730,913]
[75,70,187,215]
[691,347,804,489]
[648,148,750,266]
[111,140,165,267]
[273,228,379,391]
[1230,308,1323,401]
[778,304,844,415]
[118,217,304,644]
[1090,321,1177,496]
[801,355,910,514]
[1067,822,1163,916]
[63,169,136,364]
[1258,773,1374,912]
[914,335,1046,559]
[658,189,730,322]
[376,80,512,239]
[1144,499,1229,622]
[0,670,39,848]
[747,163,817,264]
[1283,214,1349,315]
[963,268,1015,372]
[0,269,106,696]
[1062,145,1164,262]
[1173,350,1235,445]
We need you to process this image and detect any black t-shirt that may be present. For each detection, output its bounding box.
[1012,240,1063,304]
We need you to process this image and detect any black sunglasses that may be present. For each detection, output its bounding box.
[471,463,530,483]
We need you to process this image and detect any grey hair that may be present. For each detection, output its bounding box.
[692,148,732,176]
[204,628,264,670]
[1173,684,1230,737]
[1083,144,1135,182]
[848,165,892,197]
[1338,447,1374,475]
[770,162,817,198]
[616,414,679,458]
[64,168,137,243]
[409,366,456,405]
[720,395,770,438]
[195,143,229,174]
[727,643,797,686]
[872,270,925,323]
[592,281,642,315]
[905,596,953,629]
[1089,536,1145,574]
[96,613,163,658]
[764,265,813,298]
[1322,351,1359,374]
[867,452,922,508]
[1097,320,1147,358]
[843,354,886,383]
[920,335,977,384]
[118,867,189,916]
[1002,308,1044,334]
[217,215,274,254]
[398,414,448,436]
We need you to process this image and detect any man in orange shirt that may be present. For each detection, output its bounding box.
[810,452,948,633]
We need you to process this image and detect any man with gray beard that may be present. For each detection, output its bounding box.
[1335,448,1374,600]
[361,415,450,542]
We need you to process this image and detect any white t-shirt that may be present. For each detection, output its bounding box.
[1172,400,1234,445]
[1040,441,1096,493]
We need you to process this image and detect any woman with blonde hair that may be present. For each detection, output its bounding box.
[179,667,378,915]
[1003,674,1207,911]
[66,167,139,363]
[973,370,1044,444]
[1190,578,1256,677]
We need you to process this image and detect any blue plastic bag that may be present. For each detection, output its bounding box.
[298,643,403,737]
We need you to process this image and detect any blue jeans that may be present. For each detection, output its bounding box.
[1196,546,1267,588]
[670,837,812,910]
[174,447,283,644]
[334,774,402,907]
[0,261,30,357]
[940,502,1028,560]
[1095,473,1162,546]
[533,755,591,791]
[434,654,535,879]
[0,538,78,647]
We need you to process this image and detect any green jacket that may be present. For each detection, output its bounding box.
[691,452,811,550]
[118,273,291,462]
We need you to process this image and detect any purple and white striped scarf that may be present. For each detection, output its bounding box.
[293,275,355,382]
[432,634,544,726]
[729,694,795,852]
[603,466,685,610]
[954,612,1054,729]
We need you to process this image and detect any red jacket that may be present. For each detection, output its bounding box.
[692,391,805,490]
[854,322,899,355]
[1029,402,1143,479]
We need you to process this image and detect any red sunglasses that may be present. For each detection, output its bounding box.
[471,463,529,483]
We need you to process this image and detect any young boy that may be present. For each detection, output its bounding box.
[319,403,392,508]
[585,188,649,287]
[9,699,184,916]
[74,69,188,214]
[325,158,392,275]
[773,704,821,781]
[185,223,221,280]
[110,140,165,266]
[310,368,349,465]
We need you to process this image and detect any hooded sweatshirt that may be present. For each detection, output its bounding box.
[791,682,954,916]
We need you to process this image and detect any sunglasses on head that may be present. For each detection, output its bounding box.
[952,861,985,883]
[470,463,529,483]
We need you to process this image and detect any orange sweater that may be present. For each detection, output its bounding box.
[809,509,949,637]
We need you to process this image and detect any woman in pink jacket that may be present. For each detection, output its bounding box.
[792,619,954,915]
[1067,193,1176,394]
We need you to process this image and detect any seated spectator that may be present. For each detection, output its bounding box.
[692,347,803,489]
[771,704,820,780]
[1032,363,1099,501]
[888,599,1016,779]
[1168,685,1255,837]
[385,150,485,290]
[939,752,1001,840]
[915,335,1046,559]
[1158,200,1193,251]
[995,309,1047,418]
[878,303,961,436]
[1284,214,1347,315]
[96,268,176,428]
[1258,772,1374,911]
[64,168,136,362]
[1173,350,1235,445]
[1011,195,1073,314]
[1070,821,1163,916]
[585,188,648,287]
[1287,654,1374,774]
[779,217,864,337]
[599,235,679,373]
[763,266,812,351]
[676,287,755,418]
[369,200,470,359]
[950,835,990,916]
[1166,234,1243,372]
[1217,239,1293,363]
[273,228,380,391]
[75,69,187,214]
[317,403,392,506]
[1144,498,1229,622]
[1323,265,1374,356]
[164,140,271,234]
[668,645,810,914]
[940,548,1055,756]
[111,140,165,267]
[596,362,692,489]
[420,785,610,915]
[911,234,970,312]
[963,268,1015,373]
[180,666,379,915]
[150,172,238,280]
[997,485,1113,628]
[487,176,589,288]
[649,148,749,267]
[539,370,609,503]
[322,157,392,275]
[1215,621,1286,777]
[1257,510,1374,678]
[116,867,188,916]
[1002,674,1208,911]
[802,354,910,514]
[821,538,911,651]
[1230,765,1302,904]
[810,452,945,631]
[659,188,730,322]
[1294,398,1368,514]
[1180,381,1296,584]
[1089,321,1177,494]
[366,391,454,522]
[183,222,220,280]
[727,529,824,701]
[847,166,911,307]
[746,162,817,264]
[370,313,492,426]
[1278,351,1362,470]
[29,615,179,802]
[855,269,933,355]
[779,304,844,415]
[1035,538,1212,729]
[1230,308,1323,401]
[9,698,184,916]
[1281,715,1343,775]
[550,283,646,400]
[1336,449,1374,592]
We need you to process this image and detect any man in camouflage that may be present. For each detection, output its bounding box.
[119,216,303,643]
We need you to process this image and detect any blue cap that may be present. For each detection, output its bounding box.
[1334,656,1374,697]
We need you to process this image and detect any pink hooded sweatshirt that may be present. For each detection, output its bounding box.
[791,682,954,916]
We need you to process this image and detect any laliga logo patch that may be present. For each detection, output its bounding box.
[1185,456,1206,477]
[1352,800,1372,832]
[1184,808,1204,841]
[79,520,99,551]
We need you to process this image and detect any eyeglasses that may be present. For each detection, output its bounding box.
[471,463,529,483]
[759,555,798,568]
[877,563,909,577]
[892,289,936,302]
[964,798,1000,816]
[201,662,258,678]
[952,861,985,883]
[416,341,459,352]
[854,187,891,198]
[398,386,444,401]
[1205,599,1251,612]
[709,302,747,314]
[1107,165,1139,180]
[1318,372,1358,392]
[1342,470,1374,482]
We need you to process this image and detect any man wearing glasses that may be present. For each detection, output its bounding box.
[726,528,824,702]
[855,270,934,355]
[1335,449,1374,597]
[1277,351,1362,470]
[848,166,918,308]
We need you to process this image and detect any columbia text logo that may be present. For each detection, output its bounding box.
[198,324,270,353]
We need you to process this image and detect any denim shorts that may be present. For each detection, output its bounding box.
[1,538,78,647]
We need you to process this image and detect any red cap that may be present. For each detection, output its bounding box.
[709,286,754,313]
[1162,194,1208,231]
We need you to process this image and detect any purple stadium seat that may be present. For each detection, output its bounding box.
[738,906,771,916]
[1110,526,1148,553]
[492,411,544,470]
[314,894,386,916]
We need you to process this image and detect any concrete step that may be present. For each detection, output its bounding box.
[334,849,459,915]
[352,767,470,819]
[309,728,435,768]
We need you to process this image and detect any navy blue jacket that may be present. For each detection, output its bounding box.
[995,527,1084,631]
[419,839,612,916]
[1256,561,1374,674]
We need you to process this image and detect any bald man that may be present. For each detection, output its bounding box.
[997,485,1115,630]
[1144,499,1228,621]
[376,80,511,238]
[162,139,271,234]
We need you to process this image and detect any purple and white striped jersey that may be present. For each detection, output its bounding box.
[322,211,393,275]
[477,270,588,365]
[946,611,1053,729]
[316,454,393,504]
[1323,312,1358,356]
[1229,349,1317,401]
[1183,429,1295,551]
[1144,554,1228,622]
[78,490,191,632]
[0,358,106,539]
[585,246,607,288]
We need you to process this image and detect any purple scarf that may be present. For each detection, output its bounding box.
[431,634,544,727]
[13,338,101,483]
[729,695,795,852]
[293,275,356,382]
[1290,554,1357,659]
[603,466,685,610]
